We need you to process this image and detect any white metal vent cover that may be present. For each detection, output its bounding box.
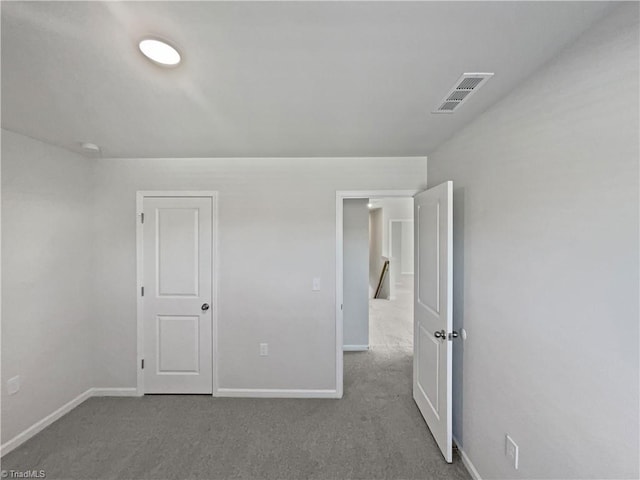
[432,73,494,114]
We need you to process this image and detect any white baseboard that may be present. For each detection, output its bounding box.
[2,384,339,457]
[92,388,139,397]
[0,388,93,457]
[216,388,340,398]
[1,387,142,457]
[453,436,482,480]
[343,344,369,351]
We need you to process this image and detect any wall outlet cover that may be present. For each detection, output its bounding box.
[7,375,20,395]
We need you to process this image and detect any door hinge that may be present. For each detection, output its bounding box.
[141,286,144,296]
[140,212,144,224]
[141,359,145,369]
[341,304,343,311]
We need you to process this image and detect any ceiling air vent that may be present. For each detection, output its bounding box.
[433,73,494,114]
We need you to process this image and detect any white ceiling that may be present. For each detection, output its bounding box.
[1,1,613,158]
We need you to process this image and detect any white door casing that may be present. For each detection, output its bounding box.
[413,181,453,462]
[141,195,214,394]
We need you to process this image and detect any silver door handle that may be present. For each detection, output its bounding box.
[434,330,459,340]
[201,303,210,311]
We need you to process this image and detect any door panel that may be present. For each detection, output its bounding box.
[157,315,200,373]
[143,196,213,394]
[413,181,453,462]
[417,324,440,417]
[418,197,440,313]
[157,208,200,296]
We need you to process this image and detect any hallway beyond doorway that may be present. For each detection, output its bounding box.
[370,274,414,348]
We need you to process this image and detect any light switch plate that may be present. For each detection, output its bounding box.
[259,343,268,356]
[312,277,321,291]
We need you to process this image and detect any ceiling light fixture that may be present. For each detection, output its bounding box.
[138,38,181,67]
[81,142,100,153]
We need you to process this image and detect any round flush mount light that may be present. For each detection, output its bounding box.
[138,38,181,67]
[81,142,100,153]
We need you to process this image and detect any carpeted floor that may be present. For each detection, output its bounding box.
[1,347,469,480]
[370,275,414,348]
[2,279,469,480]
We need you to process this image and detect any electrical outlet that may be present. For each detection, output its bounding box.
[506,435,519,470]
[259,343,268,356]
[7,375,20,395]
[312,277,321,291]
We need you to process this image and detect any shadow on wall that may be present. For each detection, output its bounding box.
[452,186,465,447]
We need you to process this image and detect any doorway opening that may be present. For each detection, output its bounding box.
[339,192,416,357]
[337,191,416,361]
[368,199,415,349]
[336,184,454,463]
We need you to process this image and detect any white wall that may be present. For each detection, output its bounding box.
[388,220,414,300]
[1,130,94,444]
[400,221,413,274]
[388,220,414,276]
[92,157,427,391]
[342,199,369,349]
[378,198,413,299]
[377,198,413,258]
[427,4,639,479]
[389,221,403,298]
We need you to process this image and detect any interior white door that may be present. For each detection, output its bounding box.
[413,181,453,462]
[142,196,213,394]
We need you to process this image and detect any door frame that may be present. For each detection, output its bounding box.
[388,219,414,274]
[335,190,418,396]
[387,219,414,300]
[136,191,219,396]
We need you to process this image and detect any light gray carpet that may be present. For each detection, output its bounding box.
[1,347,469,480]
